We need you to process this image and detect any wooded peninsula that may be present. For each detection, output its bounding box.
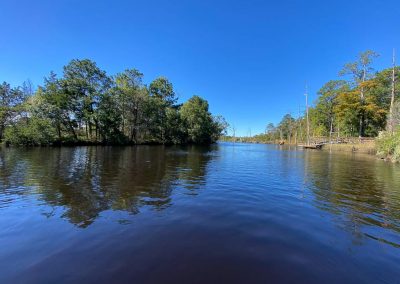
[0,59,228,146]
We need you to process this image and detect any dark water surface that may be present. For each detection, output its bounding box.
[1,143,400,284]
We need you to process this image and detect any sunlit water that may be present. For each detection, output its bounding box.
[1,143,399,284]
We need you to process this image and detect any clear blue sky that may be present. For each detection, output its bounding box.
[1,0,400,136]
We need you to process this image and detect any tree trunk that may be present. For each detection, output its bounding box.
[67,121,78,141]
[359,68,366,138]
[95,119,99,142]
[57,123,62,141]
[89,122,92,140]
[359,116,363,137]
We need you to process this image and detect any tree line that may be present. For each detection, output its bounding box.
[261,50,399,143]
[0,59,228,146]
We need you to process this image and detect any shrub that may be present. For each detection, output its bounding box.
[5,118,57,146]
[376,129,400,162]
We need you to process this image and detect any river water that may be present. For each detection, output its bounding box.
[1,143,399,283]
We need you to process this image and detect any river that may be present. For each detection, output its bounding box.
[0,143,399,283]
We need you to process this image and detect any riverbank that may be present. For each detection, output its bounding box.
[220,139,378,155]
[320,142,377,155]
[0,140,218,148]
[3,138,379,158]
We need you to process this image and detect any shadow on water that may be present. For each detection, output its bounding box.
[0,145,216,228]
[302,150,400,248]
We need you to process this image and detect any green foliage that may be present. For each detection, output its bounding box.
[278,114,296,140]
[180,96,226,144]
[242,49,399,147]
[2,60,225,146]
[266,50,397,143]
[149,77,176,106]
[164,107,186,144]
[0,82,26,141]
[377,130,400,162]
[97,93,124,143]
[5,117,57,146]
[314,80,348,135]
[181,96,213,144]
[338,50,381,137]
[114,69,148,143]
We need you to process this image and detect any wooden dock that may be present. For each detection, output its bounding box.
[298,143,324,149]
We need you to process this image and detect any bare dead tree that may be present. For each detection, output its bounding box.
[231,124,236,142]
[388,48,396,134]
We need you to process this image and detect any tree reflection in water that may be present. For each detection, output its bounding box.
[0,145,216,227]
[303,150,400,247]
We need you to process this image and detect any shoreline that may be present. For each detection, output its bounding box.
[221,140,378,155]
[0,141,217,148]
[319,143,377,155]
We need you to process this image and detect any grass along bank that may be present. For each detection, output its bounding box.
[221,135,378,155]
[321,141,376,155]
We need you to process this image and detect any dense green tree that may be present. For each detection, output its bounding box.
[61,59,112,141]
[164,107,186,144]
[39,72,78,140]
[180,96,215,144]
[97,92,124,143]
[4,94,56,145]
[334,80,387,137]
[314,80,349,136]
[148,77,178,143]
[278,114,296,142]
[0,82,26,141]
[149,77,176,106]
[372,67,400,132]
[114,69,147,142]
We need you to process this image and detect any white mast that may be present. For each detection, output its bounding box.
[305,84,310,145]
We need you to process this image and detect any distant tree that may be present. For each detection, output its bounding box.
[265,123,277,141]
[266,123,275,134]
[339,50,379,137]
[180,96,225,144]
[314,80,349,136]
[231,124,236,141]
[278,114,296,142]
